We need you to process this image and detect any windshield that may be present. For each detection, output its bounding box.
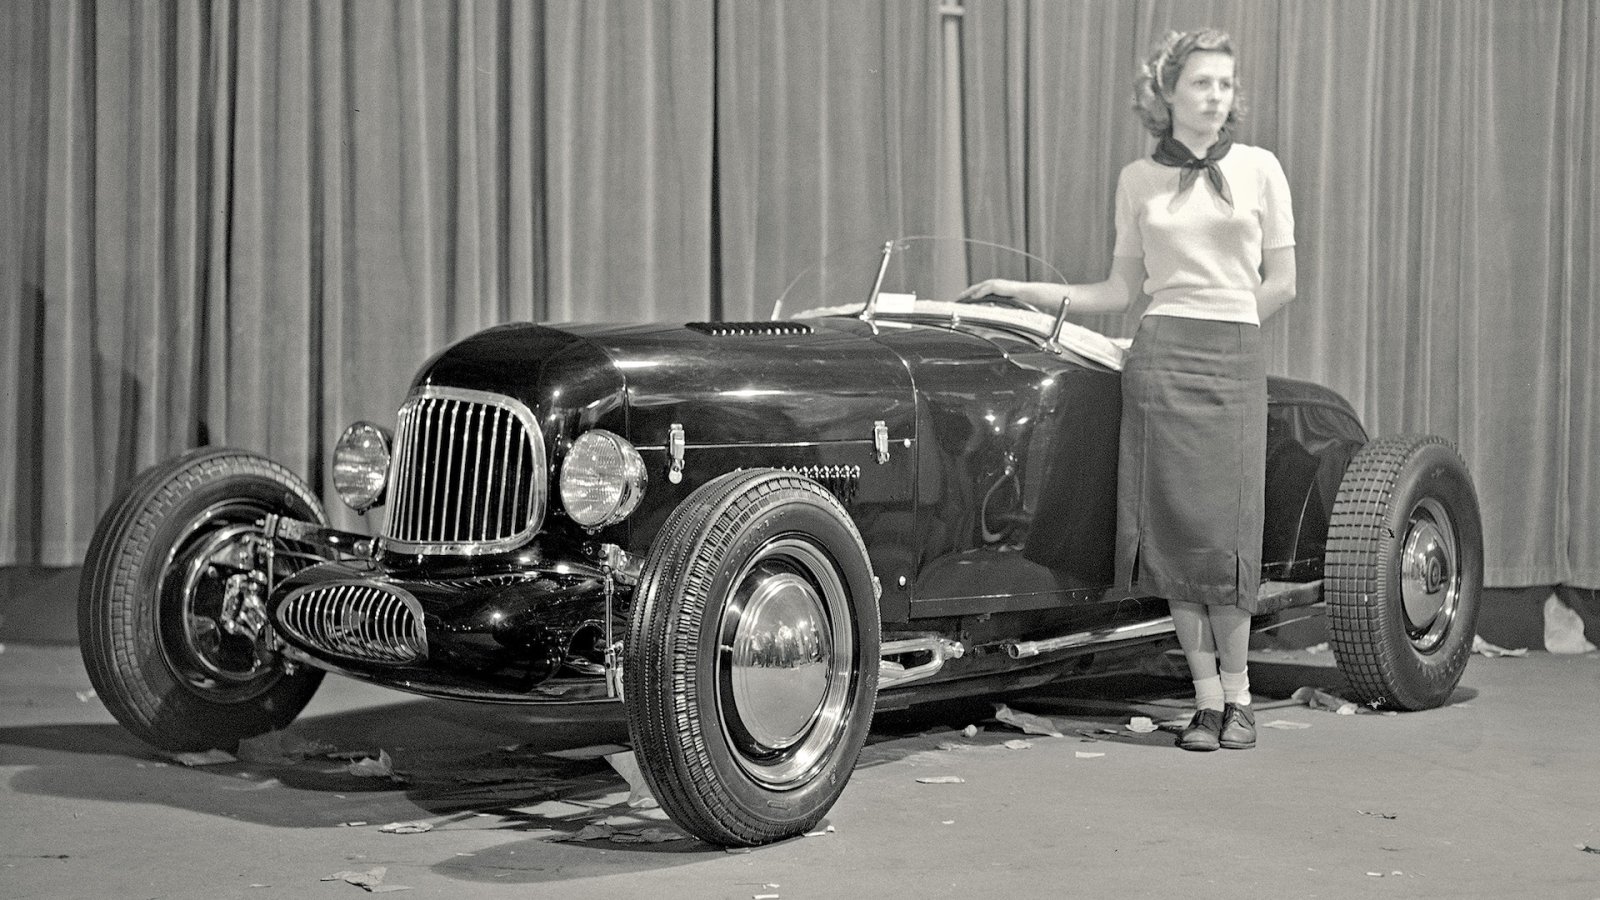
[769,236,1129,371]
[769,237,1068,321]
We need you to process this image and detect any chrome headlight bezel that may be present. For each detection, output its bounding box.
[332,421,393,514]
[559,429,647,529]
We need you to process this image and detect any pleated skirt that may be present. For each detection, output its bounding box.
[1115,314,1268,611]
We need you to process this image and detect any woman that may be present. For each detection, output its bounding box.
[960,28,1296,752]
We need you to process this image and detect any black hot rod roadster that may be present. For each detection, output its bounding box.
[79,238,1483,847]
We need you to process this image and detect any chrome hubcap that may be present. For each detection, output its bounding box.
[1400,497,1459,652]
[719,538,853,788]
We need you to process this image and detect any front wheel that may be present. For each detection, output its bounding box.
[78,448,328,751]
[1325,435,1484,711]
[625,470,880,847]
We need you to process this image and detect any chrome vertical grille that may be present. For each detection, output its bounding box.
[381,387,546,555]
[277,582,427,665]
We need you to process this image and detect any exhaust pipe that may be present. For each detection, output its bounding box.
[878,635,966,690]
[1003,616,1175,659]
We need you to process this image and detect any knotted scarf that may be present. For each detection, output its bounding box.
[1152,129,1234,211]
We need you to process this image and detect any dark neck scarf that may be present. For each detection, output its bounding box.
[1152,129,1234,210]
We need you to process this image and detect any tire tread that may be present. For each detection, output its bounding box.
[625,470,878,846]
[78,448,325,750]
[1325,434,1482,711]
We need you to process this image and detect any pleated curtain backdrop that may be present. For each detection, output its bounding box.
[713,1,942,320]
[1267,2,1598,587]
[1,0,1595,591]
[959,0,1598,589]
[1,0,719,544]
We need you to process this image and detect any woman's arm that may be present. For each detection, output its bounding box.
[1255,245,1297,321]
[958,256,1145,315]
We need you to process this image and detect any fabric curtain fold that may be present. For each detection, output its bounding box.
[714,0,941,322]
[542,0,714,325]
[958,0,1598,589]
[2,0,714,546]
[1,0,1595,589]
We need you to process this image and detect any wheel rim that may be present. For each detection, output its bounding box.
[1399,497,1459,653]
[158,499,287,702]
[717,536,855,789]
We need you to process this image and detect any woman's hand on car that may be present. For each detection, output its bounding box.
[957,278,1029,304]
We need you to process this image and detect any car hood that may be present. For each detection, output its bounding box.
[411,318,919,448]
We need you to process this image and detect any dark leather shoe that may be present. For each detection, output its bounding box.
[1220,702,1257,749]
[1178,708,1224,751]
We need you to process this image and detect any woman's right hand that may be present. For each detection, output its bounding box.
[957,278,1029,304]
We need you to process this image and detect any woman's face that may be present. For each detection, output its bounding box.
[1166,50,1235,141]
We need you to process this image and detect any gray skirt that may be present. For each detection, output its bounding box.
[1115,315,1267,611]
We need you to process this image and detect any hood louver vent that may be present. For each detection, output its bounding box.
[687,321,813,337]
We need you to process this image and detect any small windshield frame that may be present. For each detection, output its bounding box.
[769,236,1129,371]
[769,236,1069,324]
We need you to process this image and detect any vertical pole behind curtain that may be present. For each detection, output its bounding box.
[931,2,967,299]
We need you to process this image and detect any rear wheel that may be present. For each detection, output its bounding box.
[78,448,327,751]
[1325,435,1483,710]
[625,470,880,846]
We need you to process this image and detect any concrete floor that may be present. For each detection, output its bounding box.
[3,632,1599,900]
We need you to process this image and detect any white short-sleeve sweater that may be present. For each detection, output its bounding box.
[1112,143,1295,325]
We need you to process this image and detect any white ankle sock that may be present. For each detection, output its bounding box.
[1220,669,1251,706]
[1192,675,1225,711]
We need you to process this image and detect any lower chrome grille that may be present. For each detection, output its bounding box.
[382,386,546,555]
[277,582,427,665]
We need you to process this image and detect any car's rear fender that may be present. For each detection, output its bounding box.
[1263,377,1369,579]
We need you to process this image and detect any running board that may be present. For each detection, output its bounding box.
[1003,616,1176,660]
[879,581,1322,681]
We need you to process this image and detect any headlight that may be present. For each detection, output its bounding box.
[560,429,647,528]
[333,421,392,513]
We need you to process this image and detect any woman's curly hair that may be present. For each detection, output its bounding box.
[1132,28,1246,137]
